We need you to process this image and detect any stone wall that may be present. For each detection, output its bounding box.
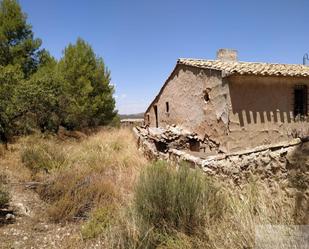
[134,126,309,188]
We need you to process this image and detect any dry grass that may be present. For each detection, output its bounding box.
[0,182,10,209]
[20,128,147,222]
[12,128,308,248]
[134,161,226,235]
[101,173,298,249]
[0,144,6,157]
[21,136,67,173]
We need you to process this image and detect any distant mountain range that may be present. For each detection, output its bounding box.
[119,113,144,119]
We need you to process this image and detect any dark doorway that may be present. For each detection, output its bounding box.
[154,141,167,152]
[294,85,308,118]
[154,105,158,127]
[189,139,200,152]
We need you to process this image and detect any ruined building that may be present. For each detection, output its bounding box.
[144,49,309,153]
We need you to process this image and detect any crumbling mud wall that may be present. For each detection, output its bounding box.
[226,75,309,152]
[145,64,230,153]
[134,126,309,188]
[145,64,309,153]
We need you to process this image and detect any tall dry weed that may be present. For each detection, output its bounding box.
[20,128,147,222]
[17,128,306,248]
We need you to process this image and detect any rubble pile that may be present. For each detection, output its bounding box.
[133,125,309,186]
[135,125,202,152]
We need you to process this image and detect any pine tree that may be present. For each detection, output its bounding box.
[0,0,42,77]
[58,38,117,129]
[0,0,42,144]
[0,65,24,145]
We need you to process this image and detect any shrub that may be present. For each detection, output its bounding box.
[109,115,121,128]
[38,169,118,222]
[0,173,10,208]
[81,204,116,239]
[0,184,10,209]
[21,137,66,173]
[134,161,226,235]
[0,144,5,157]
[20,128,146,223]
[157,233,193,249]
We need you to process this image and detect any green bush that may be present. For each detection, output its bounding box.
[134,161,226,235]
[81,205,115,239]
[0,185,10,208]
[109,115,121,128]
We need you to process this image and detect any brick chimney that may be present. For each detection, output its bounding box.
[216,49,238,62]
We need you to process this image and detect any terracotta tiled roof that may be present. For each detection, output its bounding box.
[177,59,309,77]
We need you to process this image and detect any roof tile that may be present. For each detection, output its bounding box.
[177,59,309,77]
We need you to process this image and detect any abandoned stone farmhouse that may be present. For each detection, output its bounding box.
[144,49,309,153]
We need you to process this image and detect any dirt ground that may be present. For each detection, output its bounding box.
[0,146,101,249]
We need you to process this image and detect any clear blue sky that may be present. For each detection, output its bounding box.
[20,0,309,114]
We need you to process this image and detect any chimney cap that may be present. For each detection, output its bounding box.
[216,49,238,62]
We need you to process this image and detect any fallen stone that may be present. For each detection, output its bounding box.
[5,213,15,221]
[12,202,30,217]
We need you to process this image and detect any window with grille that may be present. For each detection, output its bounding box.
[294,85,308,117]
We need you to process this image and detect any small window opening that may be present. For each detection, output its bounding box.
[203,88,211,103]
[189,139,200,152]
[154,141,168,152]
[154,105,158,127]
[294,85,308,118]
[166,102,169,113]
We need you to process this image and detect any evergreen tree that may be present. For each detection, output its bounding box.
[0,0,42,77]
[23,51,63,132]
[58,38,117,129]
[0,0,42,144]
[0,1,118,144]
[0,65,24,145]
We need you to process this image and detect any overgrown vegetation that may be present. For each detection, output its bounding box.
[101,162,297,249]
[0,0,117,146]
[1,1,307,248]
[0,186,9,209]
[20,128,146,223]
[0,174,9,209]
[134,161,225,235]
[81,205,116,239]
[21,137,67,173]
[5,128,307,248]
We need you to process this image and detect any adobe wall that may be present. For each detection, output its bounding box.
[145,65,209,129]
[226,76,309,152]
[145,66,309,153]
[145,65,230,152]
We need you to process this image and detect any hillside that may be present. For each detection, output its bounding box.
[119,113,144,119]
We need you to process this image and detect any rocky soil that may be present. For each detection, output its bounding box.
[0,146,102,249]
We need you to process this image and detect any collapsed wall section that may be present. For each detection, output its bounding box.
[145,64,230,153]
[145,64,309,154]
[134,126,309,188]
